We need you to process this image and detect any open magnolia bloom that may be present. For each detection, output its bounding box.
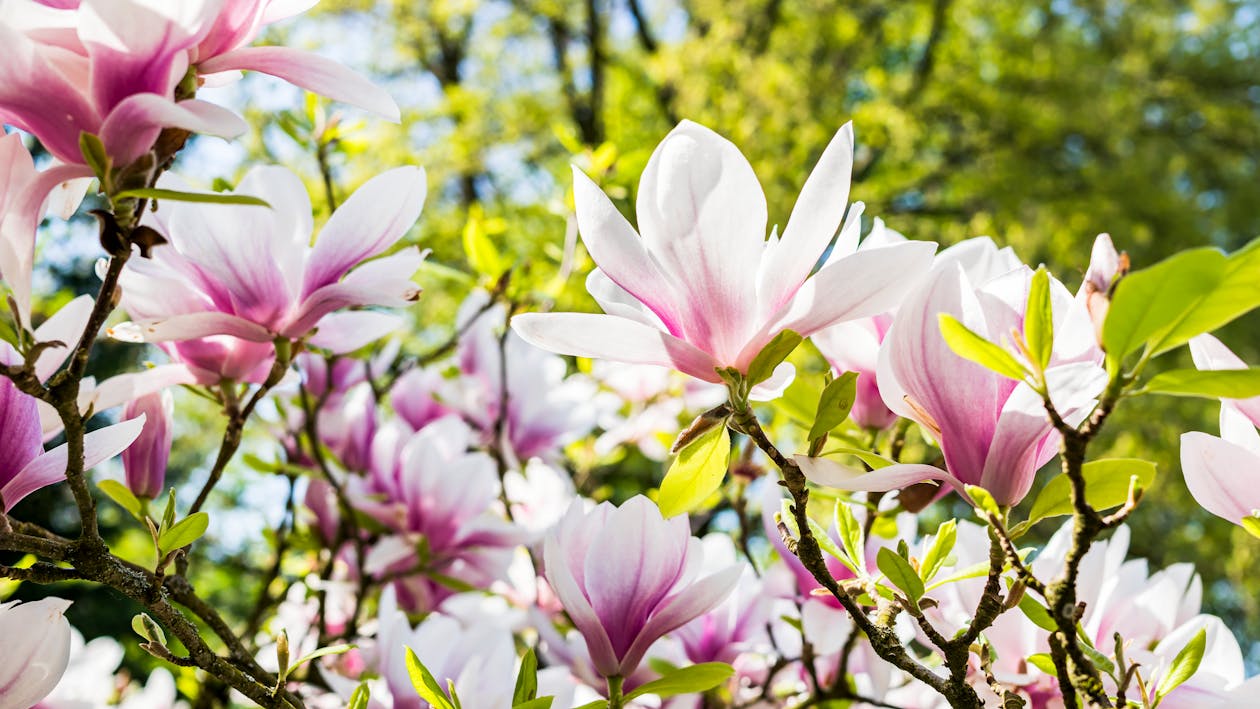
[512,120,936,392]
[1179,335,1260,529]
[0,597,73,709]
[797,239,1106,507]
[112,165,426,352]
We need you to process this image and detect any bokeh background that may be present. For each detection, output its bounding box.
[12,0,1260,692]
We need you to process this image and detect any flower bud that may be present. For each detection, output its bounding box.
[121,391,174,500]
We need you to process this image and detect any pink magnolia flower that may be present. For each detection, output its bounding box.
[543,495,741,678]
[674,536,768,666]
[512,120,936,390]
[797,239,1105,506]
[120,390,173,499]
[113,165,426,356]
[350,416,525,612]
[0,597,73,709]
[1178,334,1260,528]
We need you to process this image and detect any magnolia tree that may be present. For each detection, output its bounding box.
[1,2,1259,709]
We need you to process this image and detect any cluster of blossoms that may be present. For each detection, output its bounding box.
[2,2,1260,708]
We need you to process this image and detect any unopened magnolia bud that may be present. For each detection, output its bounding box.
[121,391,174,500]
[276,630,291,679]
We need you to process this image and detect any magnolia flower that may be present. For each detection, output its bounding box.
[1178,335,1260,528]
[350,416,525,612]
[543,495,741,678]
[0,133,71,326]
[113,165,426,354]
[513,120,936,391]
[121,390,173,499]
[0,597,73,709]
[1,337,144,510]
[674,536,769,666]
[797,239,1105,506]
[374,586,517,709]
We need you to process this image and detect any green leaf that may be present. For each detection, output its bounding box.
[290,644,355,673]
[160,489,177,535]
[1242,513,1260,540]
[98,479,144,520]
[965,484,1001,519]
[1017,595,1057,632]
[405,648,455,709]
[513,647,539,705]
[622,662,734,701]
[1141,368,1260,399]
[347,683,371,709]
[512,699,554,709]
[1026,458,1157,526]
[572,702,608,709]
[808,516,858,575]
[79,132,110,181]
[1152,238,1260,358]
[834,501,866,575]
[809,371,858,441]
[938,314,1027,381]
[876,546,924,606]
[658,423,730,517]
[157,512,209,557]
[1027,653,1057,675]
[1102,247,1225,372]
[1154,628,1207,705]
[114,187,271,207]
[1025,266,1054,371]
[746,330,803,387]
[919,519,957,583]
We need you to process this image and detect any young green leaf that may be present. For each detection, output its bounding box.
[809,371,858,442]
[1102,248,1225,372]
[1242,513,1260,540]
[98,479,144,520]
[160,489,177,535]
[1026,459,1156,526]
[817,446,895,470]
[1026,653,1057,675]
[834,501,866,575]
[876,547,924,607]
[513,647,540,705]
[919,519,957,583]
[1017,595,1057,632]
[622,662,735,701]
[157,512,210,557]
[78,132,110,181]
[938,314,1028,381]
[289,644,355,674]
[1140,368,1260,399]
[808,517,858,575]
[1154,628,1207,705]
[1025,266,1054,371]
[658,423,730,518]
[1149,238,1260,358]
[513,699,554,709]
[965,484,1001,519]
[347,683,371,709]
[405,648,455,709]
[113,187,271,207]
[746,330,803,387]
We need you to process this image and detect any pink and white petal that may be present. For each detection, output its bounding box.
[261,0,319,24]
[78,0,212,110]
[572,167,681,332]
[307,311,401,353]
[110,311,274,343]
[197,46,400,121]
[44,176,92,220]
[99,96,246,165]
[748,362,794,401]
[511,312,723,383]
[87,363,199,413]
[542,531,620,677]
[302,166,426,296]
[936,237,1023,285]
[635,121,766,362]
[0,164,95,327]
[795,457,961,495]
[31,294,94,381]
[0,24,101,163]
[286,248,425,336]
[822,201,865,268]
[3,415,145,511]
[620,564,741,675]
[979,384,1057,506]
[1179,431,1260,526]
[763,239,937,344]
[758,123,854,315]
[1219,405,1260,456]
[585,269,668,330]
